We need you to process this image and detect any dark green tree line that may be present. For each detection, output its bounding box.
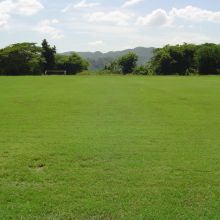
[150,43,220,75]
[0,41,219,76]
[0,43,42,76]
[106,43,220,75]
[196,44,220,75]
[0,39,88,76]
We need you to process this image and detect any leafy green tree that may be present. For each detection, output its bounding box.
[55,53,89,75]
[104,60,121,73]
[118,52,138,74]
[41,39,56,71]
[181,43,197,74]
[0,43,42,76]
[196,44,220,75]
[133,65,149,75]
[151,47,175,75]
[150,44,198,75]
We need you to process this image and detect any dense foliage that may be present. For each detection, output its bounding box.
[150,43,220,75]
[41,39,56,71]
[0,41,219,75]
[0,43,42,76]
[0,39,88,75]
[56,53,89,75]
[105,43,220,75]
[118,52,138,74]
[196,44,220,75]
[105,52,138,74]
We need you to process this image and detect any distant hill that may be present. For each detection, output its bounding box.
[62,47,155,71]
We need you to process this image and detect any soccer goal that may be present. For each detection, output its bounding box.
[44,70,67,75]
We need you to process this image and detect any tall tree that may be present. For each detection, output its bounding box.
[196,44,220,75]
[150,46,175,75]
[41,39,56,71]
[0,43,42,76]
[118,52,138,74]
[55,53,89,75]
[151,44,197,75]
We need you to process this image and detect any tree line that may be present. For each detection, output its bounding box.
[0,41,219,75]
[0,39,88,76]
[105,43,220,75]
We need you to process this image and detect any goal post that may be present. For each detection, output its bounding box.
[44,70,67,75]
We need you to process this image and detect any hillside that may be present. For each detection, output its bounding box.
[63,47,154,71]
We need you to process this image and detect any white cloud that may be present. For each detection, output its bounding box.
[137,6,220,27]
[0,0,43,16]
[136,9,171,26]
[122,0,144,8]
[14,0,43,16]
[0,13,10,28]
[0,0,43,29]
[170,5,220,23]
[87,10,134,26]
[88,40,104,46]
[74,0,99,9]
[34,19,64,39]
[62,0,99,12]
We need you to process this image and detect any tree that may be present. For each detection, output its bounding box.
[150,47,175,75]
[118,52,138,74]
[150,44,198,75]
[196,44,220,75]
[55,53,89,75]
[41,39,56,71]
[133,65,149,75]
[0,43,42,76]
[104,60,121,73]
[181,43,197,74]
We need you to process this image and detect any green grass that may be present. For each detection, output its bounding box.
[1,75,220,219]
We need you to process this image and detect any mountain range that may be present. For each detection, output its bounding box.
[63,47,155,71]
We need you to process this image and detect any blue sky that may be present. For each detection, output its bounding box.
[0,0,219,52]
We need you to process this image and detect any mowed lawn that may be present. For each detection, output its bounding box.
[1,75,220,220]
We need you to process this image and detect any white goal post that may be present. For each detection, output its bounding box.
[45,70,67,75]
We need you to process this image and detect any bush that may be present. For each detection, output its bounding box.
[55,53,89,75]
[118,52,138,74]
[134,65,149,75]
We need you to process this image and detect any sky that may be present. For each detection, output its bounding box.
[0,0,220,52]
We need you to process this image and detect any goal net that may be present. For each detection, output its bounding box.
[45,70,67,75]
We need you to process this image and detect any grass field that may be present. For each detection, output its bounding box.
[1,75,220,219]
